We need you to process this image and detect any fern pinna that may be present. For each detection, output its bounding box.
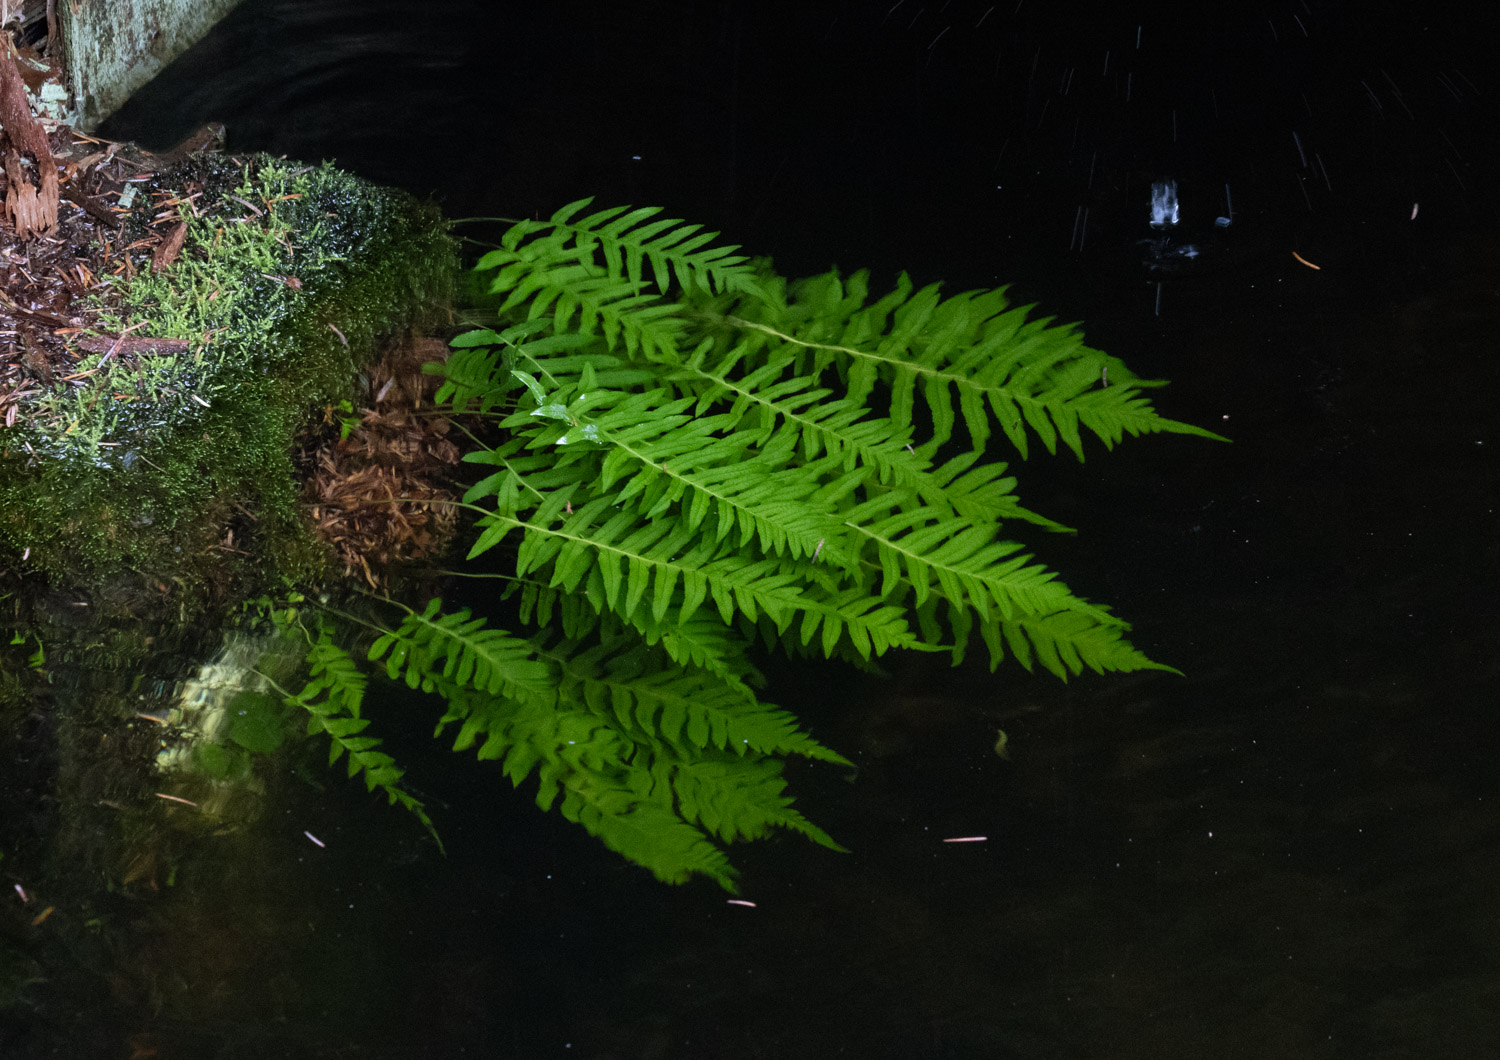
[318,199,1221,890]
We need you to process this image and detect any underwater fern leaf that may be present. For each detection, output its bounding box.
[654,754,846,851]
[561,784,739,890]
[419,644,832,892]
[520,587,767,694]
[279,625,440,849]
[537,632,848,765]
[428,684,738,887]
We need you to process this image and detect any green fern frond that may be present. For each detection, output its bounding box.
[282,627,441,850]
[563,787,739,889]
[673,341,932,480]
[471,198,768,365]
[497,197,768,301]
[842,493,1116,666]
[657,754,847,851]
[430,688,738,886]
[492,379,854,566]
[988,609,1178,679]
[538,631,848,765]
[368,597,557,706]
[416,641,827,892]
[437,319,603,414]
[787,583,922,660]
[472,487,822,638]
[519,586,766,694]
[616,605,767,691]
[720,269,1228,459]
[400,199,1225,889]
[669,343,1075,534]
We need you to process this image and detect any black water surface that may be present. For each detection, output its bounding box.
[12,0,1493,1056]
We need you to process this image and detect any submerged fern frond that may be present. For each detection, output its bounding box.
[661,754,846,851]
[537,630,848,765]
[281,624,441,850]
[400,620,842,891]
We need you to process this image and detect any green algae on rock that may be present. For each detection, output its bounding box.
[0,152,456,585]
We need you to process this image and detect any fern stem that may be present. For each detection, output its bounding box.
[722,314,868,360]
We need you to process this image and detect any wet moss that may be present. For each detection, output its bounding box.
[0,154,457,589]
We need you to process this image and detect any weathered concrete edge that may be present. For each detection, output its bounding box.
[61,0,243,131]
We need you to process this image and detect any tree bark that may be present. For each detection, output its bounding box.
[0,35,60,238]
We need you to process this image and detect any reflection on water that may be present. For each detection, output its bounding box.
[1,597,344,1053]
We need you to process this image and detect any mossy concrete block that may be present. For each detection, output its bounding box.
[60,0,243,130]
[0,154,456,585]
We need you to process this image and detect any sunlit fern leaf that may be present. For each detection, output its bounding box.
[673,341,931,475]
[368,598,557,707]
[520,197,768,302]
[790,583,920,660]
[721,268,1227,459]
[988,609,1179,679]
[500,260,690,362]
[843,494,1113,633]
[494,382,854,568]
[664,344,1076,538]
[473,198,769,366]
[906,449,1070,531]
[482,488,827,638]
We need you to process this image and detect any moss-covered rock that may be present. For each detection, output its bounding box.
[0,154,456,587]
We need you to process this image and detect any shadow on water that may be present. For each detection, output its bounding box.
[2,0,1492,1056]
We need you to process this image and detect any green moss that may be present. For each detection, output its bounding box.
[0,154,457,587]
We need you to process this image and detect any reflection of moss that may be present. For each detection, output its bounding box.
[0,154,456,588]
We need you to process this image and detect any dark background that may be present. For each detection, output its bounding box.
[59,0,1500,1056]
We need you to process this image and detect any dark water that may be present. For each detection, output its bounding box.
[4,0,1496,1056]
